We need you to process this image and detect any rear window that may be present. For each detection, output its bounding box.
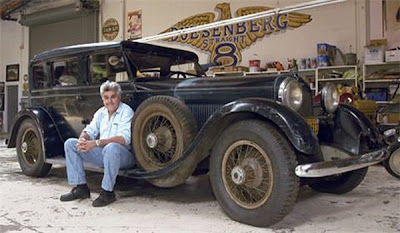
[52,58,83,86]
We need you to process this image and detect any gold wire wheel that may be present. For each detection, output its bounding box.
[21,129,40,166]
[141,112,181,167]
[222,140,274,209]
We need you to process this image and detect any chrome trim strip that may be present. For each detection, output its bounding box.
[295,148,389,177]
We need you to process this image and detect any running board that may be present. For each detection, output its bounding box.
[45,157,141,176]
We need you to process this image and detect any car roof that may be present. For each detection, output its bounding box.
[31,40,199,63]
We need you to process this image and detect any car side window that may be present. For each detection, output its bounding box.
[89,53,128,84]
[52,58,82,87]
[32,63,50,90]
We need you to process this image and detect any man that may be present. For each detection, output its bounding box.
[60,81,134,207]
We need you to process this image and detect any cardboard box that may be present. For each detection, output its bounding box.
[385,49,400,62]
[364,45,385,64]
[317,55,330,67]
[317,43,336,56]
[317,43,336,66]
[365,88,387,101]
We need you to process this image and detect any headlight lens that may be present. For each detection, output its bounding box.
[321,83,339,113]
[278,78,303,111]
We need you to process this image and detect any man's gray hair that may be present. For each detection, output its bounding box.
[100,81,122,98]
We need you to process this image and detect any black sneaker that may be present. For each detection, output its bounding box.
[92,190,116,207]
[60,185,90,202]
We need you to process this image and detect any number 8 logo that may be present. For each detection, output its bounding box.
[213,43,238,66]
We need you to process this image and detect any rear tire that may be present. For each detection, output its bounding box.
[210,120,299,227]
[16,118,51,177]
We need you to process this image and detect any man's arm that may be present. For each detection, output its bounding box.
[76,109,101,152]
[79,131,91,140]
[94,136,126,147]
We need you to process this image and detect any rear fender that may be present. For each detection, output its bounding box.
[8,107,66,158]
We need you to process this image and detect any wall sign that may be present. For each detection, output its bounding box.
[162,3,312,66]
[127,10,142,40]
[102,18,119,41]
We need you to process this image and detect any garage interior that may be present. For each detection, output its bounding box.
[0,0,399,232]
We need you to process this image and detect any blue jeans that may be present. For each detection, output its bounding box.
[64,138,135,191]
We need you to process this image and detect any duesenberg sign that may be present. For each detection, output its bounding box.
[162,3,312,66]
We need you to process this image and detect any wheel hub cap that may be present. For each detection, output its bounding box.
[146,133,158,149]
[231,166,246,185]
[21,142,28,154]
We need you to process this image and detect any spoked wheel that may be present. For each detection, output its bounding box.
[222,140,273,209]
[383,143,400,179]
[133,96,197,187]
[142,113,181,167]
[210,120,299,227]
[16,119,51,177]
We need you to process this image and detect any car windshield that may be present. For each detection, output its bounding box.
[124,49,203,78]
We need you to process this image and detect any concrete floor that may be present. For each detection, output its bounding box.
[0,144,399,233]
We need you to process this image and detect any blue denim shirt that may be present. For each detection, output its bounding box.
[83,102,134,149]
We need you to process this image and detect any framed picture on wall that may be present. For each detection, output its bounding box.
[6,64,19,82]
[0,82,4,93]
[0,94,4,111]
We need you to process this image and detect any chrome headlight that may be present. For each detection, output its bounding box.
[321,83,339,113]
[278,78,303,111]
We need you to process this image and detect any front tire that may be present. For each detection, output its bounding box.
[210,120,299,227]
[308,168,368,194]
[383,143,400,179]
[16,118,51,177]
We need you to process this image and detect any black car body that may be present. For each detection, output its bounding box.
[8,40,389,227]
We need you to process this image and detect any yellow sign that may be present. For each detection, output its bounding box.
[162,3,312,66]
[102,18,119,41]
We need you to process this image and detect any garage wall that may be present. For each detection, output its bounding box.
[0,20,26,132]
[386,0,400,48]
[100,0,366,68]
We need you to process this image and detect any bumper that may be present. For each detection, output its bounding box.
[295,148,389,178]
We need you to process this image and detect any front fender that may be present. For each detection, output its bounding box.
[8,107,65,158]
[319,104,382,155]
[202,98,320,155]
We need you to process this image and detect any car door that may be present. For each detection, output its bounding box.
[80,50,135,127]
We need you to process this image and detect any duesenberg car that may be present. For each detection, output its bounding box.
[8,40,391,227]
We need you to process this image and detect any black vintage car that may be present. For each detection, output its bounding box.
[8,40,390,227]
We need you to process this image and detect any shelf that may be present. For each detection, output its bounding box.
[317,65,358,70]
[376,101,396,104]
[319,78,356,82]
[298,69,316,72]
[246,70,291,75]
[362,62,400,94]
[364,62,400,66]
[364,79,400,83]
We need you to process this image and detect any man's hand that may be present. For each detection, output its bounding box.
[76,138,96,153]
